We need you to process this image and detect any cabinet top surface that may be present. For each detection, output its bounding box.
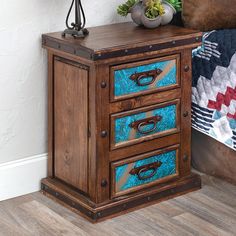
[43,22,202,61]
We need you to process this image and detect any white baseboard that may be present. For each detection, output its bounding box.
[0,153,48,201]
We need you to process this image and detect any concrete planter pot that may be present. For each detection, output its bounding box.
[128,0,176,28]
[161,1,176,25]
[141,13,162,28]
[130,2,144,25]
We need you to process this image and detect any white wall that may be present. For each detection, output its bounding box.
[0,0,130,165]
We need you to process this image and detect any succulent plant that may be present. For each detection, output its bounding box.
[117,0,138,17]
[117,0,177,28]
[144,0,165,19]
[164,0,182,12]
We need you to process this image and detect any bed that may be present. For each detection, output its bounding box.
[191,29,236,184]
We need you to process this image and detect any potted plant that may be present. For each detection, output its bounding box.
[117,0,181,28]
[117,0,143,25]
[141,0,165,28]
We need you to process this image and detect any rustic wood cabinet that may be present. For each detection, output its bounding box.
[41,22,202,222]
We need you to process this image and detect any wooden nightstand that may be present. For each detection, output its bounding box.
[41,22,202,222]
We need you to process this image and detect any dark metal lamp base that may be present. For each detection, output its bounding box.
[62,28,89,38]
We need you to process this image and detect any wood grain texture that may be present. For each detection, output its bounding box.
[192,129,236,185]
[47,51,54,177]
[109,88,181,114]
[1,173,236,235]
[109,133,181,162]
[87,64,97,202]
[179,49,193,177]
[42,23,202,60]
[54,59,89,193]
[94,64,110,203]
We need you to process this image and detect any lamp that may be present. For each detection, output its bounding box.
[62,0,89,38]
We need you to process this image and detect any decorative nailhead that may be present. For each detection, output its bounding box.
[147,196,151,201]
[101,130,107,138]
[183,154,188,162]
[101,81,107,88]
[196,37,199,41]
[55,192,59,197]
[172,41,176,45]
[125,49,128,54]
[183,111,189,117]
[184,65,190,72]
[97,213,101,217]
[101,179,108,187]
[149,45,153,49]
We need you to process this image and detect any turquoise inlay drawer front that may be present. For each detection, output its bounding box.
[111,101,179,149]
[112,147,179,196]
[111,55,179,101]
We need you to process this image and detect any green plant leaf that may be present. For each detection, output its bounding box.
[145,0,165,19]
[117,0,138,17]
[164,0,182,12]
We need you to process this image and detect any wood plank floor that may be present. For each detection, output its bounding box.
[1,173,236,236]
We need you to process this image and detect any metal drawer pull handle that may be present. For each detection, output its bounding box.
[129,161,162,180]
[130,69,163,86]
[130,115,162,135]
[138,121,156,134]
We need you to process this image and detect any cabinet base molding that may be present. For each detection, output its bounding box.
[41,173,201,223]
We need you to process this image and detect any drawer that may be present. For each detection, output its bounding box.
[110,100,180,150]
[111,145,179,198]
[110,54,180,101]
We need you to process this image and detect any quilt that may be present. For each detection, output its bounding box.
[192,29,236,150]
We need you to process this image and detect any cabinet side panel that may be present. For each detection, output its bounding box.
[54,60,88,193]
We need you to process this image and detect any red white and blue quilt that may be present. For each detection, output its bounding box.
[192,30,236,150]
